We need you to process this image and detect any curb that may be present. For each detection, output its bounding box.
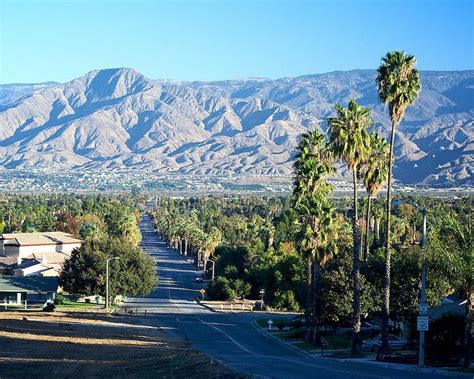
[196,300,217,313]
[252,322,470,378]
[250,320,314,359]
[333,358,471,378]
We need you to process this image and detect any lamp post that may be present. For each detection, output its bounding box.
[418,208,428,367]
[106,257,120,313]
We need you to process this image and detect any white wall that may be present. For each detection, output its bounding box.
[5,243,81,260]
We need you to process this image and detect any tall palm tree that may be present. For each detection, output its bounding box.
[328,99,371,354]
[361,133,389,261]
[377,51,421,350]
[293,129,335,343]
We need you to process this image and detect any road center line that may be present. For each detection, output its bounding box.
[197,317,255,355]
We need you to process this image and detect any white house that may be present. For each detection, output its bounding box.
[0,232,82,265]
[10,258,60,277]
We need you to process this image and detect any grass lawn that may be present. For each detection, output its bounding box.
[256,317,289,328]
[293,341,319,352]
[324,334,352,349]
[56,300,98,309]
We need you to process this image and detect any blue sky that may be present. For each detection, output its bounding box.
[0,0,473,83]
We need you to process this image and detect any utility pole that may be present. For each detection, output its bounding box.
[106,257,120,313]
[418,208,428,367]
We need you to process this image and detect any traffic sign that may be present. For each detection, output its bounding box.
[419,304,428,315]
[199,288,206,295]
[417,316,429,331]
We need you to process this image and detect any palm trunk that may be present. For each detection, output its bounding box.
[304,255,314,343]
[382,121,397,352]
[374,216,380,248]
[184,238,188,256]
[352,169,362,354]
[364,195,372,262]
[178,238,182,254]
[464,286,472,368]
[313,262,322,345]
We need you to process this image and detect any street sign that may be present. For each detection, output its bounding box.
[419,304,428,315]
[417,316,429,331]
[199,288,206,295]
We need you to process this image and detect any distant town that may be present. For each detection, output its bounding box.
[0,169,471,197]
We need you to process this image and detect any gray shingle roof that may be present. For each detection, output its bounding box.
[0,275,58,293]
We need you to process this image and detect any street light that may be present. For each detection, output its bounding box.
[106,257,120,313]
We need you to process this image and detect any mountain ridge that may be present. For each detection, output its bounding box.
[0,68,472,186]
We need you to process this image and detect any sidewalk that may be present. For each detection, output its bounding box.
[253,320,472,378]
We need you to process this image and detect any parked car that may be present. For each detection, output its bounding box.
[362,334,409,352]
[335,321,380,337]
[284,315,305,329]
[195,277,204,283]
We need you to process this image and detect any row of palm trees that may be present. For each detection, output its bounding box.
[295,50,421,353]
[154,211,222,273]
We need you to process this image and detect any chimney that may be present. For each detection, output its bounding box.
[17,256,22,265]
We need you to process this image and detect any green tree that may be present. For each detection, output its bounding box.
[59,237,156,300]
[361,133,389,261]
[293,129,337,343]
[433,212,473,368]
[377,51,421,350]
[328,99,371,353]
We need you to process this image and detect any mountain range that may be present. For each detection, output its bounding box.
[0,68,472,187]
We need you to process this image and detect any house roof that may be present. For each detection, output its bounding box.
[0,275,58,293]
[30,251,70,265]
[1,232,82,246]
[11,258,44,270]
[428,300,465,320]
[0,255,17,268]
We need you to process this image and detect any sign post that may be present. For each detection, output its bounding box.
[199,288,206,301]
[418,208,428,367]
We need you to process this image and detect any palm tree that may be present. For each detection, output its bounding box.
[293,129,336,343]
[438,212,473,368]
[377,51,421,350]
[297,195,339,344]
[361,133,389,261]
[328,99,371,354]
[202,227,222,276]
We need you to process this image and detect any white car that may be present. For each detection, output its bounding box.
[362,334,409,352]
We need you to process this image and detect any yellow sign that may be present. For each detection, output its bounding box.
[199,288,206,295]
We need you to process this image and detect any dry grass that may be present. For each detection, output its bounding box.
[0,311,238,378]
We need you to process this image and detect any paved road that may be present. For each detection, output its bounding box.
[122,215,466,379]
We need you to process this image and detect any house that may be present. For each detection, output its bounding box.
[9,258,60,277]
[428,296,466,320]
[0,232,82,267]
[0,276,58,307]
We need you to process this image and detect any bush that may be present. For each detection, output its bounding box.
[207,277,236,300]
[272,289,300,311]
[207,277,251,301]
[54,295,66,305]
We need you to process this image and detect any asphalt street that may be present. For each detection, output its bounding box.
[121,215,466,379]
